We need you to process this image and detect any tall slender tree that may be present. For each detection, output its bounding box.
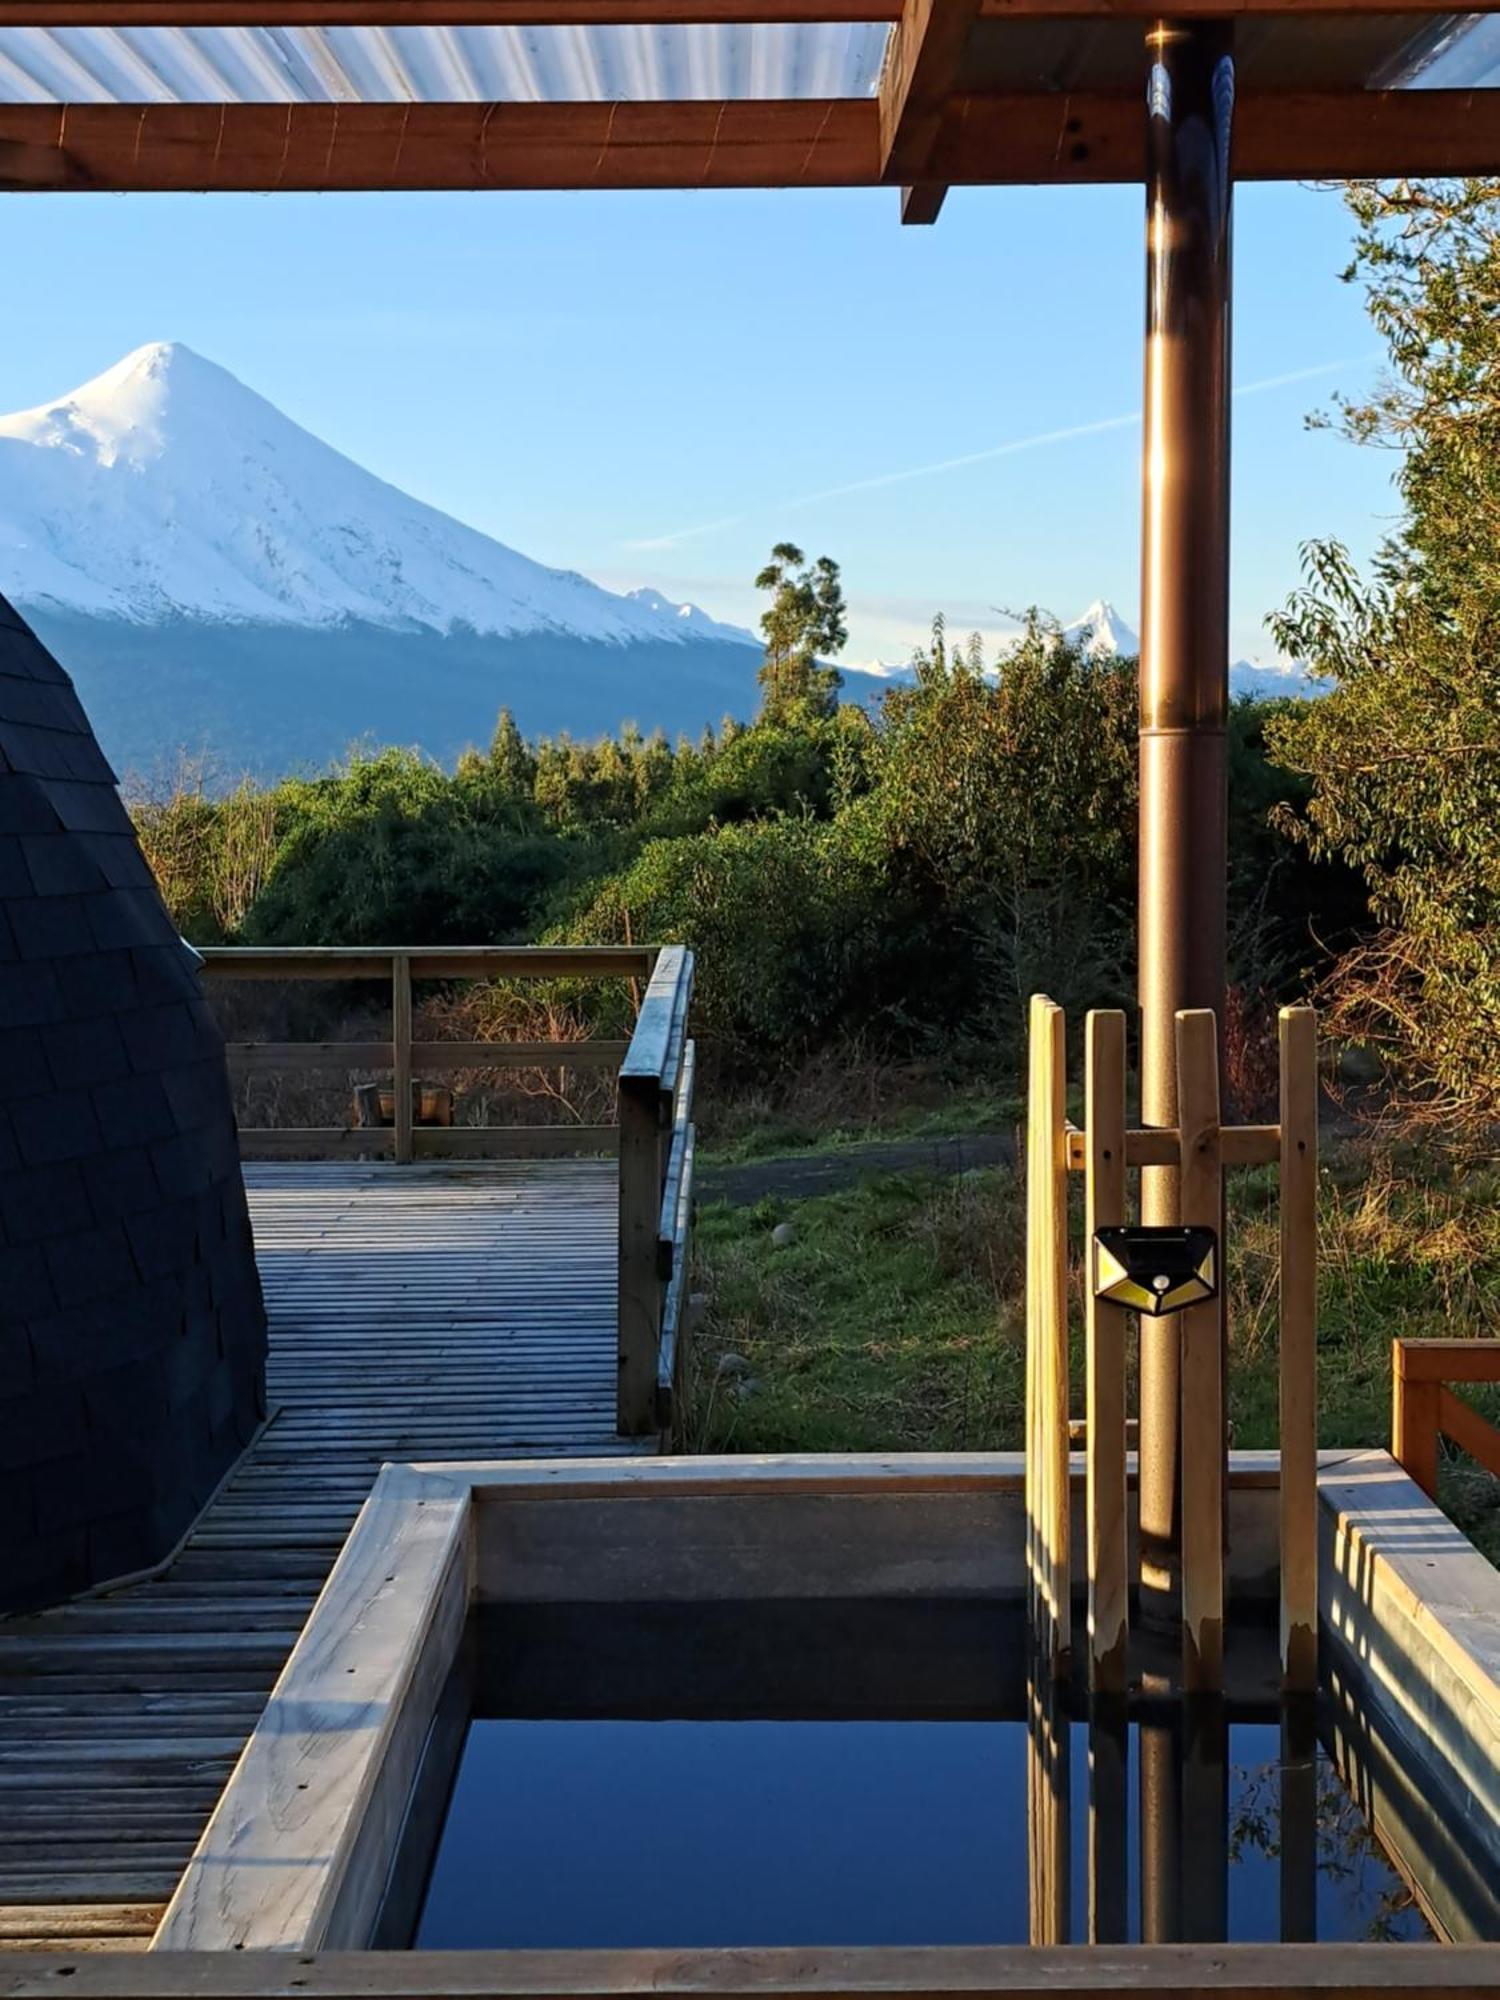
[755,542,848,720]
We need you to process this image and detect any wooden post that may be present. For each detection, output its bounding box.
[391,952,413,1166]
[1084,1009,1129,1693]
[1176,1007,1224,1692]
[1391,1341,1440,1499]
[1026,995,1070,1672]
[617,1077,663,1437]
[1278,1005,1318,1691]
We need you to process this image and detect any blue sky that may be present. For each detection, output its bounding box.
[0,180,1391,666]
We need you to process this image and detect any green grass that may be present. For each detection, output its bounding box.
[687,1136,1500,1558]
[699,1084,1022,1165]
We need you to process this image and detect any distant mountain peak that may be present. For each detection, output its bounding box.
[0,343,751,647]
[1062,599,1140,658]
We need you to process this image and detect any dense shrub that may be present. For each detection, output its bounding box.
[557,816,890,1060]
[1269,180,1500,1126]
[130,633,1343,1075]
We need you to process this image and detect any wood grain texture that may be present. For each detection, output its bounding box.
[927,88,1500,185]
[1395,1339,1500,1384]
[879,0,982,179]
[1176,1008,1224,1693]
[0,1160,648,1937]
[1084,1009,1128,1693]
[154,1468,470,1949]
[9,1940,1500,1995]
[1319,1449,1500,1891]
[1025,995,1070,1671]
[1278,1006,1318,1692]
[3,91,1496,195]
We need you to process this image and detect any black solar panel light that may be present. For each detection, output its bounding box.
[1091,1225,1217,1318]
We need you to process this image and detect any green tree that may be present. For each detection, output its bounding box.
[859,614,1139,1033]
[1268,180,1500,1125]
[755,542,848,721]
[488,706,536,799]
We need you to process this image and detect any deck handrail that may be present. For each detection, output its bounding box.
[616,945,697,1437]
[200,942,655,1165]
[1392,1337,1500,1499]
[200,944,655,980]
[201,940,695,1437]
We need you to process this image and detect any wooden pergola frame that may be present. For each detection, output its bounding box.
[0,0,1496,198]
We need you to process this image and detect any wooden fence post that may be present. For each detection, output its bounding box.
[1084,1009,1129,1694]
[1026,995,1070,1671]
[617,1077,663,1436]
[391,952,413,1166]
[1391,1342,1440,1499]
[1279,1005,1318,1691]
[1176,1008,1223,1692]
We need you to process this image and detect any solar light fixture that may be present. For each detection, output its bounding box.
[1091,1225,1217,1317]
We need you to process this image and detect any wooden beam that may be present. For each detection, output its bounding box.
[5,89,1494,195]
[11,1943,1500,1997]
[1393,1337,1500,1385]
[0,0,1461,21]
[0,0,1465,20]
[900,181,947,222]
[200,944,654,979]
[879,0,982,181]
[0,99,878,191]
[929,88,1500,184]
[0,0,896,15]
[978,0,1485,15]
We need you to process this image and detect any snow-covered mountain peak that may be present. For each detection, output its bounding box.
[0,341,245,472]
[625,586,753,644]
[1063,599,1140,658]
[0,343,751,646]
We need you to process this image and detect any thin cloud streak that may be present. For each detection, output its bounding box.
[625,354,1370,553]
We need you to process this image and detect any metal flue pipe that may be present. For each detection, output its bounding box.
[1136,18,1235,1620]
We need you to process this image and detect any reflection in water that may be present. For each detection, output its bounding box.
[406,1619,1446,1951]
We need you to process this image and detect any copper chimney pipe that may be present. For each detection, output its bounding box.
[1136,19,1234,1622]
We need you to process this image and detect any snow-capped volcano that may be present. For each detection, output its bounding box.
[0,342,750,645]
[1062,598,1139,658]
[1059,598,1314,696]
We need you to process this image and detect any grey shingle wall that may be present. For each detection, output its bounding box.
[0,594,268,1611]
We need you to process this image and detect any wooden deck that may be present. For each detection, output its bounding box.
[0,1160,648,1949]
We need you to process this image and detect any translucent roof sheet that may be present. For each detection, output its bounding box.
[0,19,891,102]
[1386,11,1500,85]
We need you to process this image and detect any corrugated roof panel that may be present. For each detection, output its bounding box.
[1385,11,1500,84]
[0,18,890,101]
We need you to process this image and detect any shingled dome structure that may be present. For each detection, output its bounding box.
[0,591,266,1613]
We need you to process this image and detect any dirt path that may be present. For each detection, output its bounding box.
[696,1092,1369,1207]
[697,1130,1016,1206]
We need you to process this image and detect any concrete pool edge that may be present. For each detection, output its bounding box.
[152,1448,1500,1955]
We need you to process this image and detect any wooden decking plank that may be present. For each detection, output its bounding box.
[0,1158,652,1936]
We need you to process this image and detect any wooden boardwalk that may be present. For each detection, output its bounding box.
[0,1160,647,1951]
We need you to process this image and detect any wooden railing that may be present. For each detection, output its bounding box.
[201,944,653,1163]
[616,945,697,1436]
[1392,1338,1500,1499]
[200,942,696,1437]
